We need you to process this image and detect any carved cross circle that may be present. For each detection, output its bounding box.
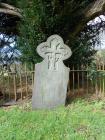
[37,35,72,70]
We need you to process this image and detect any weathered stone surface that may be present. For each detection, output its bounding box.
[32,35,72,109]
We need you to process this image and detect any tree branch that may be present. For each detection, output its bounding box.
[85,0,105,19]
[0,2,22,18]
[66,0,105,43]
[0,8,22,18]
[0,2,21,12]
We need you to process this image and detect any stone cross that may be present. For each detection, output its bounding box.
[32,35,72,109]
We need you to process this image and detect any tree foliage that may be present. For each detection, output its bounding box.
[0,0,105,66]
[16,0,105,65]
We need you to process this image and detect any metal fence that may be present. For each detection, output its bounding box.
[0,63,105,101]
[0,63,34,101]
[68,64,105,98]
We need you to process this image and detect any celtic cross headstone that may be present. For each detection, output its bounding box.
[32,35,72,109]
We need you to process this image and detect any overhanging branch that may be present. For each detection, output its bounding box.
[0,2,21,12]
[85,0,105,19]
[0,8,22,18]
[0,2,22,18]
[66,0,105,43]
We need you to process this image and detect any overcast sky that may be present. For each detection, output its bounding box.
[94,31,105,50]
[88,15,105,50]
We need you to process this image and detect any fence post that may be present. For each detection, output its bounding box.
[31,63,34,89]
[81,65,84,92]
[103,63,105,95]
[18,64,23,100]
[77,65,80,95]
[99,64,102,94]
[25,63,28,97]
[2,66,5,100]
[8,73,10,100]
[67,65,70,91]
[86,65,89,94]
[95,64,98,97]
[73,65,74,94]
[13,73,17,101]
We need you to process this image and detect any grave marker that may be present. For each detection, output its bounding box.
[32,35,72,109]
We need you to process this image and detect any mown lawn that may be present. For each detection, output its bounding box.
[0,99,105,140]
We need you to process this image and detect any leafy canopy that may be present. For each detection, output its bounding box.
[0,0,105,66]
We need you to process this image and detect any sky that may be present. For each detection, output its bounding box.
[97,32,105,50]
[0,34,21,64]
[88,15,105,50]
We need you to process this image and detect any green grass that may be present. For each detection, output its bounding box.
[1,99,105,140]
